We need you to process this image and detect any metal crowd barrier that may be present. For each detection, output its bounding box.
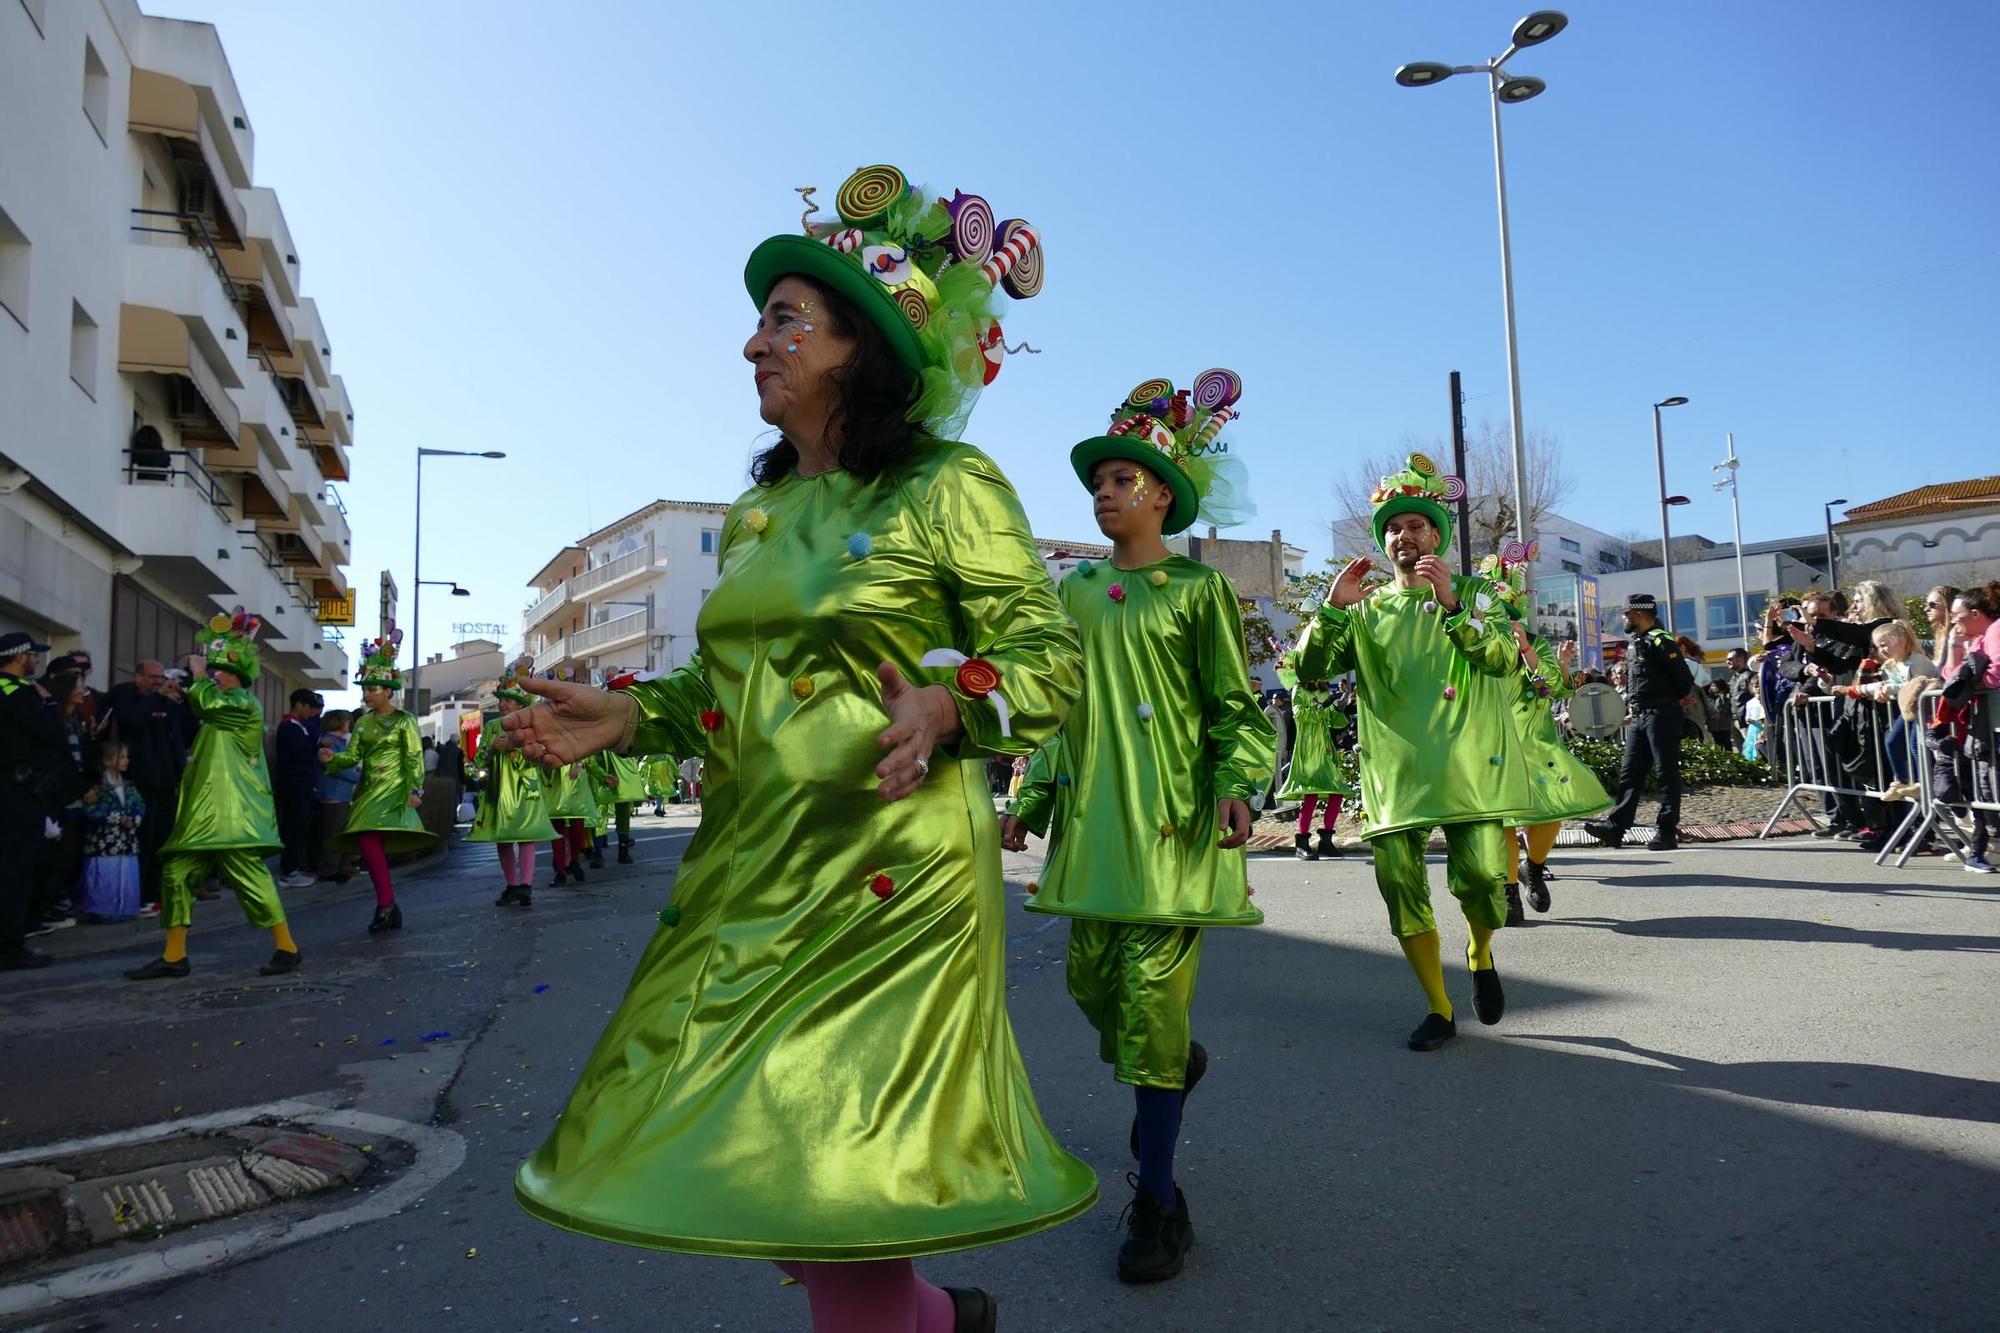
[1878,687,2000,869]
[1759,692,1896,839]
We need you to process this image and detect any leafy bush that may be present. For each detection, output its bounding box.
[1563,733,1776,791]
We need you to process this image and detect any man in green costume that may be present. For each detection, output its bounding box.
[127,609,300,981]
[1003,369,1274,1284]
[1292,455,1529,1051]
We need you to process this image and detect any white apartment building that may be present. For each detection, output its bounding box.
[0,0,354,714]
[1331,507,1637,579]
[524,500,730,682]
[1836,476,2000,592]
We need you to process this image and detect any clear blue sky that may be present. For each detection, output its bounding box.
[161,0,1998,689]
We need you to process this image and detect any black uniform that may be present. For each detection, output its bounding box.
[1,672,69,953]
[1604,625,1696,837]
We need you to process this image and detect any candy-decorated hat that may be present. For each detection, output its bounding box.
[744,165,1045,440]
[1369,453,1465,554]
[493,655,535,706]
[1070,370,1255,536]
[357,623,405,690]
[1476,538,1539,621]
[196,606,263,684]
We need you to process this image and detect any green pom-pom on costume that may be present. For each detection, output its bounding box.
[658,905,682,928]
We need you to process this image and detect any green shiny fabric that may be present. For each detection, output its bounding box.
[515,442,1098,1260]
[1016,555,1274,927]
[1065,920,1204,1087]
[1277,687,1353,800]
[468,719,559,845]
[325,709,435,855]
[1294,577,1529,838]
[1501,636,1611,823]
[606,752,647,803]
[541,760,601,822]
[159,678,280,855]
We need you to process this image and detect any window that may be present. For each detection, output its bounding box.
[1745,591,1768,629]
[69,300,97,398]
[700,528,721,555]
[1559,537,1581,554]
[1596,549,1619,567]
[0,205,27,330]
[1561,559,1582,573]
[1669,599,1696,638]
[81,37,109,144]
[1706,595,1743,643]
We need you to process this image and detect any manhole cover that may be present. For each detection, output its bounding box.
[179,981,350,1011]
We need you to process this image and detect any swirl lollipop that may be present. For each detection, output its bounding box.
[979,323,1006,385]
[993,219,1044,298]
[1439,475,1467,503]
[945,191,994,264]
[835,164,908,226]
[1502,538,1527,564]
[1192,368,1243,411]
[1524,538,1542,561]
[1125,378,1175,411]
[891,286,930,330]
[1409,452,1438,477]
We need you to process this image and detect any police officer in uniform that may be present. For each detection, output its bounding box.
[1586,594,1696,851]
[1,630,64,969]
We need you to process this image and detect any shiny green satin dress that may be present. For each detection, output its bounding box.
[325,709,436,855]
[605,752,647,803]
[159,678,281,854]
[1277,686,1354,800]
[467,718,559,844]
[1501,635,1612,824]
[1013,556,1274,926]
[542,759,599,822]
[516,441,1098,1260]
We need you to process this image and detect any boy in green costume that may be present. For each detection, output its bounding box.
[126,609,300,981]
[472,658,559,907]
[1292,455,1530,1051]
[1003,370,1273,1284]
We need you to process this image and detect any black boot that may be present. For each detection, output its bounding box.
[259,948,302,976]
[1524,858,1551,913]
[368,902,403,934]
[1646,829,1680,852]
[617,840,634,865]
[1583,818,1623,848]
[588,843,605,870]
[1316,828,1341,859]
[1116,1175,1194,1283]
[944,1287,997,1333]
[126,956,191,981]
[549,869,569,889]
[1504,883,1526,927]
[568,861,586,883]
[496,884,532,908]
[1294,831,1318,861]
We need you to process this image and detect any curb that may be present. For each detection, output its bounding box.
[1246,817,1814,856]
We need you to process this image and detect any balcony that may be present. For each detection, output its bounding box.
[116,446,236,604]
[532,636,569,675]
[524,582,570,635]
[126,66,248,249]
[122,225,248,391]
[570,609,649,660]
[571,538,663,606]
[317,485,351,563]
[118,305,240,446]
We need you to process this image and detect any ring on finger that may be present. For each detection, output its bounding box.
[914,756,930,780]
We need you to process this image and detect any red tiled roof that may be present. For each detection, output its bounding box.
[1840,476,2000,524]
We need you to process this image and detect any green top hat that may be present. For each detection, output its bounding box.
[743,165,1045,440]
[1070,370,1255,537]
[196,606,263,684]
[357,623,404,691]
[1369,453,1465,554]
[493,655,535,706]
[1476,538,1539,621]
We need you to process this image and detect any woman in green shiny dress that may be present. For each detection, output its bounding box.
[322,631,434,934]
[493,167,1089,1330]
[470,660,557,908]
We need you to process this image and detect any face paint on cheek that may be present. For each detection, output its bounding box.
[785,321,816,355]
[1130,476,1149,509]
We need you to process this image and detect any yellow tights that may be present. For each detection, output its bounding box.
[1400,932,1451,1019]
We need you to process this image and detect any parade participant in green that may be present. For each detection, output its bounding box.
[1003,369,1273,1284]
[321,626,434,934]
[471,658,559,908]
[1292,456,1528,1051]
[1275,650,1354,861]
[127,609,299,981]
[1479,543,1611,921]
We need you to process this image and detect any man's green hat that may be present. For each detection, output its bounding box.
[493,655,535,706]
[1369,452,1464,554]
[1070,370,1255,536]
[196,606,263,684]
[357,623,404,690]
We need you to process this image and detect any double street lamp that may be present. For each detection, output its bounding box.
[1396,10,1570,549]
[1713,435,1751,650]
[1653,396,1690,637]
[411,448,505,713]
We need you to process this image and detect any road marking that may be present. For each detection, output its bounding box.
[0,1097,466,1320]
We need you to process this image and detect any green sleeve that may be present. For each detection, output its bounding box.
[923,449,1083,757]
[1443,579,1518,677]
[322,719,362,773]
[1008,740,1060,838]
[1191,574,1277,802]
[1294,604,1357,682]
[1535,638,1576,700]
[185,678,256,733]
[624,655,718,761]
[402,715,426,796]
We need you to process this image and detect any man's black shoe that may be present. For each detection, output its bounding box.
[127,956,191,981]
[1408,1012,1457,1051]
[943,1287,997,1333]
[1646,833,1679,852]
[1582,819,1623,848]
[1471,965,1505,1025]
[1524,859,1551,913]
[1811,823,1850,839]
[1504,884,1526,927]
[1131,1040,1207,1158]
[259,949,302,976]
[569,862,586,883]
[0,946,53,971]
[1116,1176,1193,1283]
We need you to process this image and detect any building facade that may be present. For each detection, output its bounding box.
[0,0,354,714]
[1836,476,2000,596]
[1592,548,1821,658]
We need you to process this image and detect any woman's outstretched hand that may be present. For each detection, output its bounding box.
[492,676,634,766]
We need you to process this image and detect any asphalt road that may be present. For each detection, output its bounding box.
[3,811,1995,1332]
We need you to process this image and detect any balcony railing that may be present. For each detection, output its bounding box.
[125,446,231,510]
[524,582,569,631]
[570,539,656,603]
[131,209,241,306]
[570,609,647,657]
[238,526,318,618]
[532,636,569,674]
[323,482,348,516]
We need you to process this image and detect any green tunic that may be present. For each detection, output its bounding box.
[605,752,647,803]
[542,758,600,822]
[515,441,1097,1260]
[1277,686,1354,800]
[159,678,281,855]
[1293,576,1529,838]
[1501,636,1612,824]
[1013,555,1275,927]
[325,709,436,855]
[468,718,559,844]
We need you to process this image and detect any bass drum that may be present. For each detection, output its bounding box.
[1566,681,1629,739]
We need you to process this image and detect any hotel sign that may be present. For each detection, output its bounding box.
[317,592,356,626]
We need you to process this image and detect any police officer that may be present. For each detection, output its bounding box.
[1,630,65,969]
[1586,594,1696,851]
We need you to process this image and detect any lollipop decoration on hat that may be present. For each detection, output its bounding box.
[196,606,265,683]
[494,655,538,705]
[1368,452,1467,555]
[356,622,406,691]
[1069,369,1256,536]
[746,165,1048,440]
[1476,538,1539,623]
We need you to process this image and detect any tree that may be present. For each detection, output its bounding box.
[1331,420,1575,565]
[1240,599,1281,670]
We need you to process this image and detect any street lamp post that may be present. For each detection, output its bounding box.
[1652,396,1690,636]
[1396,11,1569,552]
[1713,434,1751,650]
[1823,499,1847,591]
[412,448,505,715]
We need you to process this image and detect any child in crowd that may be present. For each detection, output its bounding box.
[78,739,144,923]
[317,710,359,884]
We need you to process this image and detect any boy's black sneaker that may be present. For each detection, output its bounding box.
[1116,1175,1193,1283]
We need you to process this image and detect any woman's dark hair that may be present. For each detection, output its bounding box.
[751,277,925,488]
[1953,581,2000,618]
[44,671,80,716]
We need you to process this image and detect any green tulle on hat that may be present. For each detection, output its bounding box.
[196,606,263,684]
[1476,538,1539,621]
[1369,453,1464,554]
[494,655,535,705]
[1070,370,1256,536]
[357,623,405,690]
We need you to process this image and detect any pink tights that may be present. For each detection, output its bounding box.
[497,842,538,885]
[1298,793,1343,835]
[355,832,393,908]
[770,1261,954,1333]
